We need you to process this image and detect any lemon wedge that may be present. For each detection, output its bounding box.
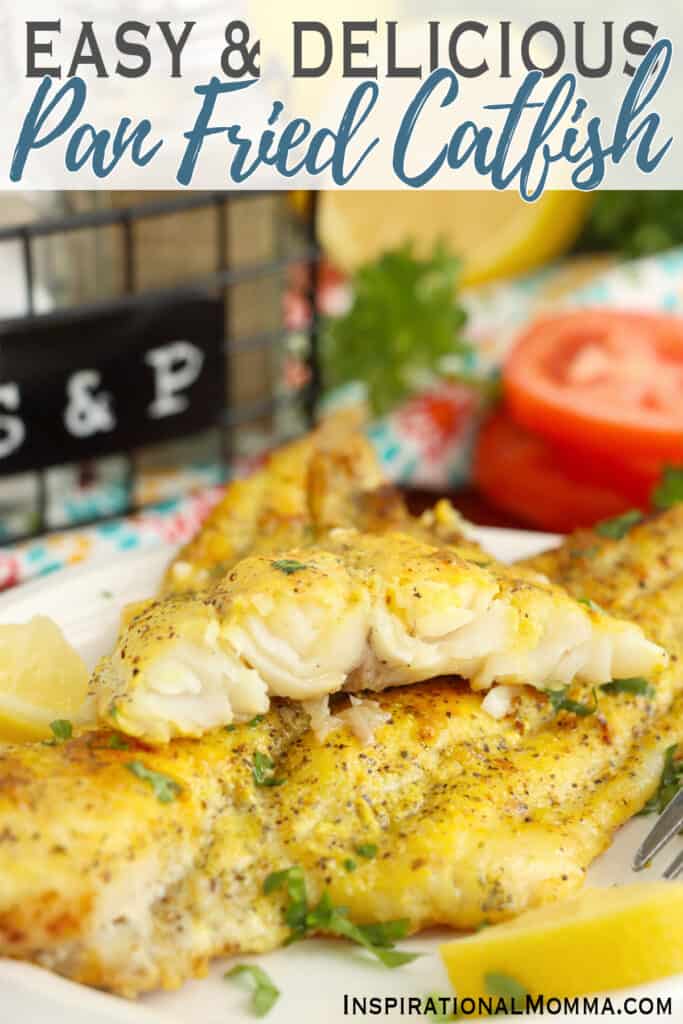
[0,616,89,742]
[319,190,592,287]
[441,883,683,1002]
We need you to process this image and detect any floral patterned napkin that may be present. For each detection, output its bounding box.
[4,247,683,589]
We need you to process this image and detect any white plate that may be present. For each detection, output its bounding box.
[1,527,681,1023]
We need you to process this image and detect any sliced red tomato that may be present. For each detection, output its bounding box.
[504,310,683,461]
[551,439,663,507]
[473,411,646,533]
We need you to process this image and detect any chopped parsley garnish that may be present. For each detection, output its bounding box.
[264,866,305,896]
[595,510,643,540]
[252,751,285,787]
[263,866,419,967]
[578,597,604,613]
[652,466,683,510]
[107,732,129,750]
[638,744,683,816]
[351,918,410,947]
[263,866,308,933]
[225,724,237,733]
[343,858,357,872]
[485,972,529,1011]
[49,719,72,742]
[545,686,598,718]
[271,559,309,575]
[100,589,113,599]
[42,719,73,746]
[601,677,655,698]
[126,761,182,803]
[308,894,418,967]
[355,842,378,859]
[225,963,280,1017]
[248,715,264,727]
[570,545,598,560]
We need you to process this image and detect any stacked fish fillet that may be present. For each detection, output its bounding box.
[0,413,681,997]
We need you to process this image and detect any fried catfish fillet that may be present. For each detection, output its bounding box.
[522,509,683,615]
[161,412,483,597]
[162,411,385,596]
[95,530,665,742]
[2,510,683,996]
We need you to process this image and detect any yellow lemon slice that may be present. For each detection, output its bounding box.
[319,190,592,287]
[441,883,683,1002]
[0,616,89,742]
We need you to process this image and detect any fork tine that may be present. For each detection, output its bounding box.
[633,789,683,870]
[663,849,683,880]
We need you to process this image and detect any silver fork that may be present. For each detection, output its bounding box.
[633,789,683,878]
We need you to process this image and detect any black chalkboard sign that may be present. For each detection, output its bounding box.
[0,291,225,475]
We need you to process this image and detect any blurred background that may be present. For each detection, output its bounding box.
[1,187,683,573]
[0,191,314,540]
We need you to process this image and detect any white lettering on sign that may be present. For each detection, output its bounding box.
[0,383,25,458]
[145,340,204,419]
[64,370,115,438]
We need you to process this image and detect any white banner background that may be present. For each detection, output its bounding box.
[0,0,681,191]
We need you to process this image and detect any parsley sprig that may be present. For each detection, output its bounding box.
[263,866,420,968]
[126,761,182,803]
[638,744,683,816]
[322,243,470,416]
[225,963,280,1017]
[578,191,683,259]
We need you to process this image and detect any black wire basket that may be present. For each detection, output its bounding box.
[0,191,321,542]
